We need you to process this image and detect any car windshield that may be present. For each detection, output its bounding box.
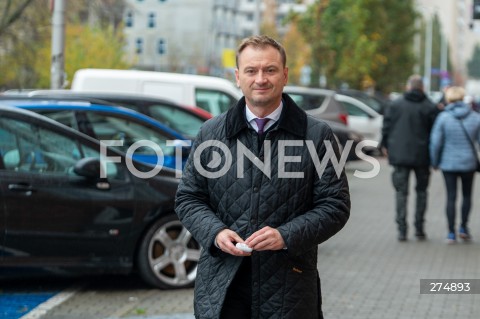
[148,104,205,137]
[84,112,175,156]
[287,93,326,111]
[195,89,236,115]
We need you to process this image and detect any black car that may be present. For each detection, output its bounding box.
[0,104,200,289]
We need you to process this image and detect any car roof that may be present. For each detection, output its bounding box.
[73,68,238,88]
[284,85,337,96]
[0,102,179,177]
[2,89,214,120]
[0,102,99,143]
[3,100,186,139]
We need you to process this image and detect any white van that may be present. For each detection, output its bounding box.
[71,68,242,115]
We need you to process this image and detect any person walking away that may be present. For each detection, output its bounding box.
[380,74,439,241]
[175,35,350,319]
[430,86,480,244]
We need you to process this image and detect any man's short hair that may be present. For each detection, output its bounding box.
[236,35,287,68]
[445,86,465,103]
[406,74,424,91]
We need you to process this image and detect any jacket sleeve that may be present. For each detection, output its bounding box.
[429,114,445,168]
[174,126,226,255]
[380,102,395,149]
[276,124,350,257]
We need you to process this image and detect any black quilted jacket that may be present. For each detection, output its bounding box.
[175,93,350,319]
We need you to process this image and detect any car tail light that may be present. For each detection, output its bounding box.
[339,113,348,126]
[181,104,213,119]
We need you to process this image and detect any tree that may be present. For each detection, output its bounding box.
[0,0,130,90]
[0,0,35,38]
[294,0,330,87]
[34,24,131,88]
[283,23,311,85]
[293,0,418,93]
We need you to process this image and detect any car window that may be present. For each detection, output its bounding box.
[353,96,383,114]
[148,104,205,137]
[83,112,175,156]
[195,89,236,115]
[340,101,370,118]
[0,117,119,179]
[287,93,326,111]
[40,110,79,129]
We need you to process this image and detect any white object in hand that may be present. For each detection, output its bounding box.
[235,243,253,253]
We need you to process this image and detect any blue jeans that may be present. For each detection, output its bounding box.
[391,166,430,234]
[442,171,475,233]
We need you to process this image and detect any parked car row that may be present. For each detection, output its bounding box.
[0,69,386,289]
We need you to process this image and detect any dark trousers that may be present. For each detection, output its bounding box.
[442,171,475,233]
[391,165,430,234]
[220,257,252,319]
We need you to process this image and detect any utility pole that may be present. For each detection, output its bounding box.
[423,15,433,94]
[51,0,66,89]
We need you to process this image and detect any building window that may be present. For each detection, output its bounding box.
[125,11,133,27]
[136,38,143,54]
[148,12,156,28]
[246,13,254,21]
[159,0,167,2]
[157,39,167,55]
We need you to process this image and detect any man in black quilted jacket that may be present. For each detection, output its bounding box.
[175,35,350,319]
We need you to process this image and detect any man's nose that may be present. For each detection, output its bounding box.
[255,71,267,83]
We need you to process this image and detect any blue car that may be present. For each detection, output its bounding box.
[5,100,191,170]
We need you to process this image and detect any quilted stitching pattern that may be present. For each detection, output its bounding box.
[175,98,350,319]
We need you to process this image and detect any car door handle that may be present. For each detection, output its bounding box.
[8,183,36,194]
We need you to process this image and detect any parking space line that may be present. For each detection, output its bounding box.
[19,284,84,319]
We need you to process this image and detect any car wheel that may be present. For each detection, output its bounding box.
[137,214,201,289]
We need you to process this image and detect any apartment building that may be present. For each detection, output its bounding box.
[123,0,311,75]
[416,0,480,85]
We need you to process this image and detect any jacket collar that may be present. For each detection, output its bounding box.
[226,93,307,139]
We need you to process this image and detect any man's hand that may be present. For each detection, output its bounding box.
[245,226,286,251]
[215,229,251,256]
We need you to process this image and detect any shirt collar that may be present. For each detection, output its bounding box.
[245,102,283,132]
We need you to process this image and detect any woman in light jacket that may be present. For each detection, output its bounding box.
[430,86,480,244]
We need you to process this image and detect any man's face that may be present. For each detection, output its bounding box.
[235,45,288,110]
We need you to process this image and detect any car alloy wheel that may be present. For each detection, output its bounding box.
[137,214,201,289]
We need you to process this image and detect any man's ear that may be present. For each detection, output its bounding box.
[235,68,240,87]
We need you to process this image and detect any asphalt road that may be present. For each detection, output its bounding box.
[2,156,480,319]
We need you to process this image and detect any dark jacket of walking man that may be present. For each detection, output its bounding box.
[175,35,350,319]
[380,74,438,241]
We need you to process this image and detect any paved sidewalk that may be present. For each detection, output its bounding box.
[320,158,480,319]
[37,157,480,319]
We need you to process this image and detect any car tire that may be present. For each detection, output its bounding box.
[137,214,201,289]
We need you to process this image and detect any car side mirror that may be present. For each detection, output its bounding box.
[73,157,102,179]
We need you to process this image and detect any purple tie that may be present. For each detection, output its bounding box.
[254,118,270,135]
